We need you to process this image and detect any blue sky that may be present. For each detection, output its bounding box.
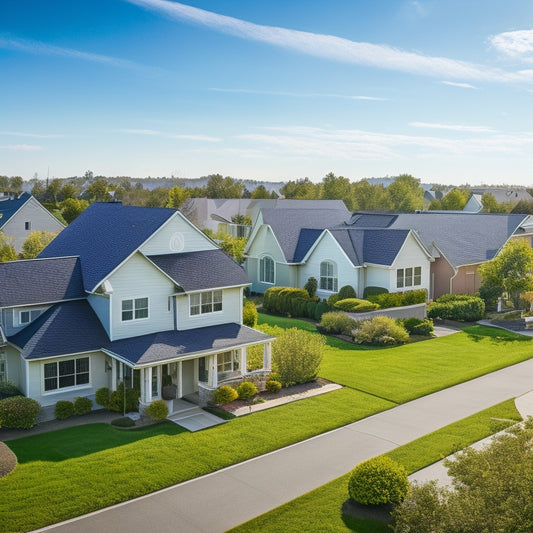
[2,0,533,185]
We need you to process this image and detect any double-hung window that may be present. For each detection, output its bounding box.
[121,298,149,321]
[217,350,239,373]
[190,290,223,316]
[259,256,275,284]
[44,357,90,391]
[320,261,338,292]
[397,267,422,288]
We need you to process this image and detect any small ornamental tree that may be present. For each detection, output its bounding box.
[304,277,318,299]
[243,300,258,327]
[348,456,409,506]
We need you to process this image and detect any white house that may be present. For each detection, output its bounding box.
[0,202,273,420]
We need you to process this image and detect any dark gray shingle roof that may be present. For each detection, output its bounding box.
[0,257,85,307]
[147,250,250,291]
[0,192,31,228]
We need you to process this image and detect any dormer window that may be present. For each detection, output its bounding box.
[18,309,42,326]
[189,290,223,316]
[121,298,149,321]
[25,221,31,231]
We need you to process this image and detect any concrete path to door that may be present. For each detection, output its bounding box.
[35,358,533,533]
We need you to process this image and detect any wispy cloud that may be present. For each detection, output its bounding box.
[490,29,533,61]
[0,130,65,139]
[209,88,387,101]
[127,0,533,84]
[0,35,162,73]
[441,81,477,89]
[119,128,221,142]
[0,144,42,151]
[409,122,495,133]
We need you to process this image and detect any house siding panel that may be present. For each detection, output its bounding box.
[139,214,217,256]
[109,253,175,341]
[4,345,21,391]
[3,305,51,336]
[452,264,482,295]
[432,257,455,299]
[366,266,391,291]
[175,287,241,331]
[88,294,111,337]
[390,234,431,295]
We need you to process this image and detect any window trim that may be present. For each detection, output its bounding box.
[217,350,240,374]
[121,297,149,322]
[24,221,31,231]
[17,307,44,327]
[188,290,223,317]
[319,260,338,293]
[259,255,275,284]
[42,356,91,394]
[396,266,423,289]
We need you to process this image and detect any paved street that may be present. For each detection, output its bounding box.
[36,358,533,533]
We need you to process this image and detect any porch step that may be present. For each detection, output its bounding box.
[167,407,227,432]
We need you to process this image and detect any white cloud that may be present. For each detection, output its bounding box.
[441,81,477,89]
[127,0,533,84]
[0,130,65,138]
[409,122,495,133]
[209,88,387,101]
[490,29,533,61]
[0,144,42,151]
[119,128,221,142]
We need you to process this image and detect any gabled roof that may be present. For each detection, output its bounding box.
[0,192,31,228]
[38,202,175,292]
[260,207,350,262]
[147,249,250,292]
[106,323,273,366]
[346,212,528,268]
[0,257,85,307]
[293,229,323,263]
[8,300,110,360]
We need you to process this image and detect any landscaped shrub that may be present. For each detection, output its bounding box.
[0,381,22,400]
[111,416,135,428]
[145,400,168,421]
[237,381,258,399]
[312,300,333,321]
[338,285,357,300]
[243,300,258,327]
[108,383,140,413]
[317,311,359,336]
[354,316,409,346]
[348,456,409,505]
[334,298,380,313]
[272,327,326,386]
[74,396,93,415]
[427,294,485,322]
[367,289,427,309]
[403,317,434,336]
[54,400,75,420]
[95,387,110,408]
[304,276,318,299]
[327,293,341,306]
[214,385,238,405]
[162,374,173,387]
[363,286,389,298]
[0,396,41,429]
[263,287,310,315]
[265,379,282,393]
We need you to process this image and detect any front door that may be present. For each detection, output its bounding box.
[181,359,197,396]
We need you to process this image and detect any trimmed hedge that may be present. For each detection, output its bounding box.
[263,286,332,320]
[111,416,135,428]
[334,298,380,313]
[0,381,22,400]
[237,381,258,399]
[427,294,485,322]
[317,311,360,336]
[145,400,168,421]
[74,396,93,415]
[355,316,409,346]
[265,380,282,393]
[109,384,140,413]
[403,317,434,336]
[0,396,41,429]
[55,400,75,420]
[363,286,389,298]
[214,385,238,405]
[367,289,427,309]
[243,300,258,328]
[95,387,110,408]
[338,285,357,300]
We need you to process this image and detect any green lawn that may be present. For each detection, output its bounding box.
[229,399,522,533]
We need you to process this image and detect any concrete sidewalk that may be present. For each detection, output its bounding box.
[35,358,533,533]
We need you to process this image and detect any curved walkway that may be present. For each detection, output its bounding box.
[35,357,533,533]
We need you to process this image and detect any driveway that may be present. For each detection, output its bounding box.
[35,358,533,533]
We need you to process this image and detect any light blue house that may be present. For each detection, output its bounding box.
[0,202,273,419]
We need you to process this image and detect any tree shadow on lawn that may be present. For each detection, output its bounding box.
[7,422,187,464]
[341,499,392,532]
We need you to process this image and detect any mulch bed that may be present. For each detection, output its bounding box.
[0,442,17,477]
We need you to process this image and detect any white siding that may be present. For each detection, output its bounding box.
[139,213,217,256]
[1,197,64,252]
[26,351,108,407]
[4,345,21,391]
[390,233,432,294]
[365,266,392,290]
[175,287,241,331]
[300,232,359,298]
[88,294,111,337]
[3,305,51,336]
[108,253,175,340]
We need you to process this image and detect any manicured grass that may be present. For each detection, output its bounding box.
[1,388,393,533]
[229,399,522,533]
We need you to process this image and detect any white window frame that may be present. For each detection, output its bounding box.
[217,350,239,374]
[17,308,44,327]
[259,255,275,284]
[397,266,422,289]
[189,290,223,317]
[121,297,149,322]
[319,261,338,292]
[43,356,90,393]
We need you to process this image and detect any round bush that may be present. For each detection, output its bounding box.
[334,298,380,313]
[214,385,238,405]
[355,316,409,346]
[108,383,140,413]
[54,400,75,420]
[0,380,22,400]
[237,381,258,399]
[74,396,93,415]
[265,379,282,393]
[338,285,357,300]
[318,311,359,336]
[0,396,41,429]
[243,300,258,328]
[111,416,135,428]
[95,387,110,408]
[145,400,168,421]
[348,456,409,505]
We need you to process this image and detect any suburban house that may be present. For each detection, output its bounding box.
[463,187,533,213]
[180,198,348,238]
[0,202,273,420]
[0,192,65,252]
[245,208,529,300]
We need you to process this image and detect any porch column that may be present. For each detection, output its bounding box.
[146,367,153,401]
[263,342,272,369]
[177,361,183,398]
[208,354,218,389]
[139,368,146,403]
[240,347,247,375]
[111,359,117,392]
[118,361,124,382]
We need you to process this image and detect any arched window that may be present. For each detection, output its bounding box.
[319,261,337,292]
[259,256,275,284]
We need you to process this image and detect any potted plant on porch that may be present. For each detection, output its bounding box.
[162,375,177,400]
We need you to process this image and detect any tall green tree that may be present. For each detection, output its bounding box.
[0,232,17,262]
[9,176,23,193]
[166,185,189,209]
[85,179,111,202]
[251,185,270,199]
[60,198,89,224]
[387,174,424,212]
[280,178,320,199]
[321,172,356,210]
[20,231,57,259]
[205,174,244,198]
[352,180,393,211]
